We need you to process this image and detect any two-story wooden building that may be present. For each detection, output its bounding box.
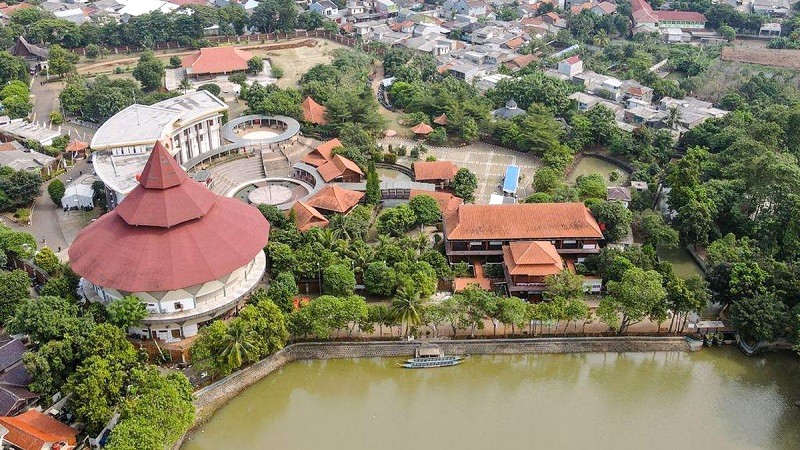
[444,203,605,297]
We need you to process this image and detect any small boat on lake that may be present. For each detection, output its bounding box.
[400,344,464,368]
[405,356,462,364]
[400,357,464,369]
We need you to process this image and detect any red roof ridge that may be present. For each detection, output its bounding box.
[138,141,187,189]
[302,96,328,125]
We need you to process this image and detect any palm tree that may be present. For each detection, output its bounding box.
[179,77,191,95]
[666,106,682,131]
[328,214,351,241]
[391,284,424,338]
[221,320,259,368]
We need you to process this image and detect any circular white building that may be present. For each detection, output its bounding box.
[69,141,270,342]
[90,90,228,208]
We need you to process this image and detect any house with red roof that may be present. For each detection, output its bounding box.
[181,47,254,79]
[443,203,604,264]
[412,161,459,188]
[0,410,77,450]
[502,241,565,296]
[630,0,707,33]
[306,185,364,215]
[302,139,343,167]
[558,55,583,78]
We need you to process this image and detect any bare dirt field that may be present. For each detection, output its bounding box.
[254,39,348,88]
[77,39,348,80]
[721,46,800,70]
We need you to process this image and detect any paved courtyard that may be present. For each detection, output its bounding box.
[379,137,540,203]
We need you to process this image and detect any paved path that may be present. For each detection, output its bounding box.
[379,137,540,203]
[2,160,93,261]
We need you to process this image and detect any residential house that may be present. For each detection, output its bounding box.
[375,0,398,15]
[591,1,617,15]
[309,0,339,17]
[0,338,38,417]
[412,160,459,188]
[442,202,604,264]
[445,0,489,17]
[181,46,253,79]
[475,73,511,92]
[621,80,654,103]
[752,0,791,16]
[0,141,58,175]
[7,37,48,70]
[630,0,706,32]
[0,410,78,450]
[607,186,632,208]
[558,55,583,78]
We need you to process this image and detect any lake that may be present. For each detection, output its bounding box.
[567,156,630,187]
[183,349,800,450]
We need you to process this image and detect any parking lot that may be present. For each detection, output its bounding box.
[380,137,540,203]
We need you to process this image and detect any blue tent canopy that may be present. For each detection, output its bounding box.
[503,164,520,194]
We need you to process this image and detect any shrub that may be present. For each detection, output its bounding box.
[383,152,398,164]
[49,111,63,125]
[410,146,420,158]
[197,83,221,97]
[271,65,284,78]
[396,146,407,156]
[169,56,182,68]
[48,179,65,207]
[609,170,620,182]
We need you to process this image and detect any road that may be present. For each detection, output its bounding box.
[29,74,96,142]
[3,159,92,260]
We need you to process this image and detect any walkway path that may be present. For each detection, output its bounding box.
[379,137,540,203]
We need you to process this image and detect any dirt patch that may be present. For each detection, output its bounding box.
[254,40,349,88]
[721,46,800,70]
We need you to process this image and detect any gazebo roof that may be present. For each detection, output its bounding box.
[302,96,328,125]
[65,140,88,152]
[410,122,433,135]
[433,113,448,125]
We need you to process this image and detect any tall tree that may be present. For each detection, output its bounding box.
[598,268,666,333]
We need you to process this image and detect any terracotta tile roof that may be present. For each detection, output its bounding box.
[444,203,604,241]
[565,55,581,64]
[505,54,536,70]
[410,189,463,213]
[307,185,364,213]
[317,155,363,182]
[181,47,253,76]
[0,410,78,450]
[301,96,328,125]
[504,37,525,49]
[503,241,564,276]
[302,138,342,167]
[412,161,459,182]
[410,122,433,135]
[453,277,492,292]
[65,140,88,152]
[433,113,448,125]
[291,201,329,231]
[656,10,706,22]
[594,1,617,14]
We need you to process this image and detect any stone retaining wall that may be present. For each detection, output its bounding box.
[189,337,690,426]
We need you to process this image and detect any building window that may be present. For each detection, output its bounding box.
[174,302,183,310]
[171,329,181,339]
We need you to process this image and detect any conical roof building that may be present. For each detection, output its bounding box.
[69,142,270,343]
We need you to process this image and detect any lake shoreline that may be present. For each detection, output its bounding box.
[177,336,692,448]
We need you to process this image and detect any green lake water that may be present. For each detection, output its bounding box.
[182,349,800,450]
[567,156,630,186]
[658,246,705,279]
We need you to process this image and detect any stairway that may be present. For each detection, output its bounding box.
[209,154,267,195]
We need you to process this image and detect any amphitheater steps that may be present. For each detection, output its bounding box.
[208,154,267,195]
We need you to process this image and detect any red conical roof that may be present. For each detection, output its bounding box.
[69,141,270,292]
[115,142,215,228]
[139,141,187,189]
